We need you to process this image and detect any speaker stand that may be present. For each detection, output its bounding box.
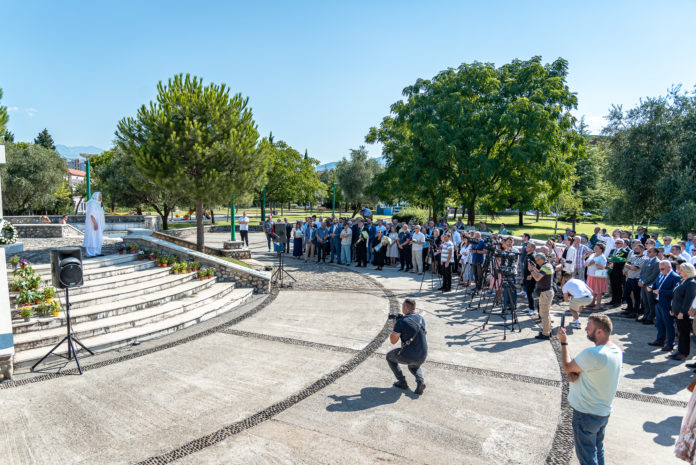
[31,288,94,374]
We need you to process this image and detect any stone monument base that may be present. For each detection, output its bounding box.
[1,242,24,255]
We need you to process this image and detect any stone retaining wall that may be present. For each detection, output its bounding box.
[150,232,251,260]
[124,231,269,292]
[161,224,263,238]
[7,215,161,232]
[15,224,84,238]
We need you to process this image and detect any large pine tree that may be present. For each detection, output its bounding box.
[34,128,56,150]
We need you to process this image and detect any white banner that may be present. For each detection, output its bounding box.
[0,247,15,356]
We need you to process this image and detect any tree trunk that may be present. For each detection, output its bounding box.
[571,214,577,232]
[536,210,540,222]
[162,204,171,230]
[467,199,476,226]
[211,208,215,225]
[453,207,458,221]
[74,197,83,215]
[281,203,284,215]
[196,200,204,251]
[518,209,524,227]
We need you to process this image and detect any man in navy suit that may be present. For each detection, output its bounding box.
[329,217,341,263]
[366,219,377,265]
[648,260,681,351]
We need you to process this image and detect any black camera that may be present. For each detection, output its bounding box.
[388,313,404,320]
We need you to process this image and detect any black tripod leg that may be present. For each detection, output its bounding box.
[31,336,69,371]
[68,337,83,375]
[71,336,95,355]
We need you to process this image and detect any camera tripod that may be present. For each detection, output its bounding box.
[419,245,442,292]
[31,288,94,374]
[481,274,521,340]
[271,243,296,288]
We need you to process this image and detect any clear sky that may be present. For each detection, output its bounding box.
[2,1,695,163]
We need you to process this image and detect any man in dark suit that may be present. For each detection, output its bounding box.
[355,219,368,267]
[329,218,341,263]
[351,220,360,262]
[638,247,660,324]
[366,219,377,265]
[284,218,293,254]
[648,261,681,350]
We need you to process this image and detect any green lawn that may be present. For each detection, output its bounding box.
[219,256,252,268]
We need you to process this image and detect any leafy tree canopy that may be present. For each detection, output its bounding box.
[34,128,56,150]
[335,146,382,216]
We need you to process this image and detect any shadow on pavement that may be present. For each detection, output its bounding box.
[643,415,682,446]
[326,386,418,412]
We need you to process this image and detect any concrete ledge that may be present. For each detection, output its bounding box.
[160,224,263,238]
[14,224,84,238]
[1,243,24,255]
[223,241,244,250]
[125,232,269,292]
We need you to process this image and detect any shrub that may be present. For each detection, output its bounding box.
[392,207,428,225]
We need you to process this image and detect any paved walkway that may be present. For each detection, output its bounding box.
[0,231,690,464]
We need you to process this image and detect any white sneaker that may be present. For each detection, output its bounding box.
[527,309,535,316]
[571,320,582,329]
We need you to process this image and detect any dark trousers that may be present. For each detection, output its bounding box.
[641,287,656,321]
[399,246,412,270]
[525,277,536,310]
[441,263,452,290]
[285,233,292,253]
[624,278,641,314]
[386,348,425,384]
[473,262,483,289]
[356,242,367,266]
[676,315,691,357]
[316,241,326,261]
[375,247,386,267]
[655,302,675,346]
[239,230,249,247]
[609,268,625,304]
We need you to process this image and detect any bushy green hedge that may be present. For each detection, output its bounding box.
[392,207,428,225]
[558,213,604,224]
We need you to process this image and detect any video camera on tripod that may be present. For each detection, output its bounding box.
[494,249,519,278]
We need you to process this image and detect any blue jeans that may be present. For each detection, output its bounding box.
[341,244,351,264]
[265,233,272,251]
[386,348,425,385]
[330,238,340,262]
[366,239,374,262]
[655,301,675,346]
[572,408,610,465]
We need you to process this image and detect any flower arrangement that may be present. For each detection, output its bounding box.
[207,268,215,279]
[36,302,50,317]
[179,262,189,273]
[42,286,56,302]
[166,256,177,266]
[19,306,34,321]
[189,261,200,272]
[49,300,61,317]
[197,268,207,280]
[0,219,18,245]
[19,258,29,269]
[172,263,181,274]
[138,251,146,261]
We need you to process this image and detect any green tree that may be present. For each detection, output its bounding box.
[2,130,14,143]
[318,169,344,210]
[116,74,266,250]
[34,128,56,150]
[367,57,585,225]
[92,148,185,229]
[335,146,383,216]
[0,88,7,136]
[603,87,691,230]
[0,143,67,214]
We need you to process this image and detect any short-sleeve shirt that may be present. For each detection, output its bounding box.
[472,241,486,264]
[393,313,428,360]
[440,240,455,263]
[239,216,249,231]
[537,262,554,291]
[340,228,352,246]
[562,279,594,299]
[315,227,328,242]
[586,253,607,278]
[568,344,623,416]
[411,232,426,251]
[398,231,412,247]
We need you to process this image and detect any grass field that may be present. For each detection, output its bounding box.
[161,208,666,240]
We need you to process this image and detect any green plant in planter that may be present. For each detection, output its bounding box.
[180,262,189,273]
[207,267,215,278]
[28,274,42,290]
[9,255,20,268]
[137,251,146,260]
[126,243,139,253]
[17,289,34,305]
[19,306,34,320]
[190,261,200,271]
[13,266,35,278]
[10,276,25,292]
[43,286,57,302]
[36,302,50,316]
[49,300,61,316]
[167,256,177,266]
[197,268,207,280]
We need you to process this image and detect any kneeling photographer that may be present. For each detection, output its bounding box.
[387,298,427,395]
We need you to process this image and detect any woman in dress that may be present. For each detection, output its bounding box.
[459,236,473,286]
[669,263,696,361]
[585,243,608,308]
[373,229,388,271]
[430,228,442,274]
[387,225,399,266]
[292,221,304,259]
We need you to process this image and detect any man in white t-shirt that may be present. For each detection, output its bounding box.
[237,211,250,247]
[561,273,594,329]
[558,315,622,465]
[411,225,426,274]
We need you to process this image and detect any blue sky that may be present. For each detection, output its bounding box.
[2,1,695,163]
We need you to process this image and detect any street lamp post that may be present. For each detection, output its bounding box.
[80,153,96,202]
[261,185,266,221]
[332,183,336,217]
[230,195,236,241]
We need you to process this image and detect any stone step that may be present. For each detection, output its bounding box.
[35,259,158,283]
[31,253,137,273]
[61,272,199,310]
[14,288,255,365]
[13,282,240,351]
[46,265,173,297]
[14,276,220,332]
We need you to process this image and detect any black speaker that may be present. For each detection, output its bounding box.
[273,223,287,244]
[50,247,84,288]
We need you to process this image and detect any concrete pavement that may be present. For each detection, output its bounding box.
[0,230,689,464]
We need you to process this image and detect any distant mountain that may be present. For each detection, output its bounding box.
[315,156,385,172]
[55,145,105,159]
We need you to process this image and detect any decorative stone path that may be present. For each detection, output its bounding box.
[0,231,688,464]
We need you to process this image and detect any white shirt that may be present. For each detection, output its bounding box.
[452,230,461,245]
[564,246,577,273]
[411,232,426,251]
[562,279,593,299]
[239,215,249,231]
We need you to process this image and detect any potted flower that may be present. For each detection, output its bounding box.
[148,252,156,261]
[28,274,42,290]
[181,262,190,273]
[207,268,215,279]
[36,302,50,317]
[197,268,207,280]
[190,261,200,272]
[167,256,177,267]
[138,251,146,261]
[33,290,42,305]
[43,286,57,302]
[19,258,28,269]
[50,300,61,317]
[19,306,34,322]
[118,244,126,255]
[17,289,33,306]
[157,256,166,267]
[10,276,24,293]
[172,263,180,275]
[9,255,20,269]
